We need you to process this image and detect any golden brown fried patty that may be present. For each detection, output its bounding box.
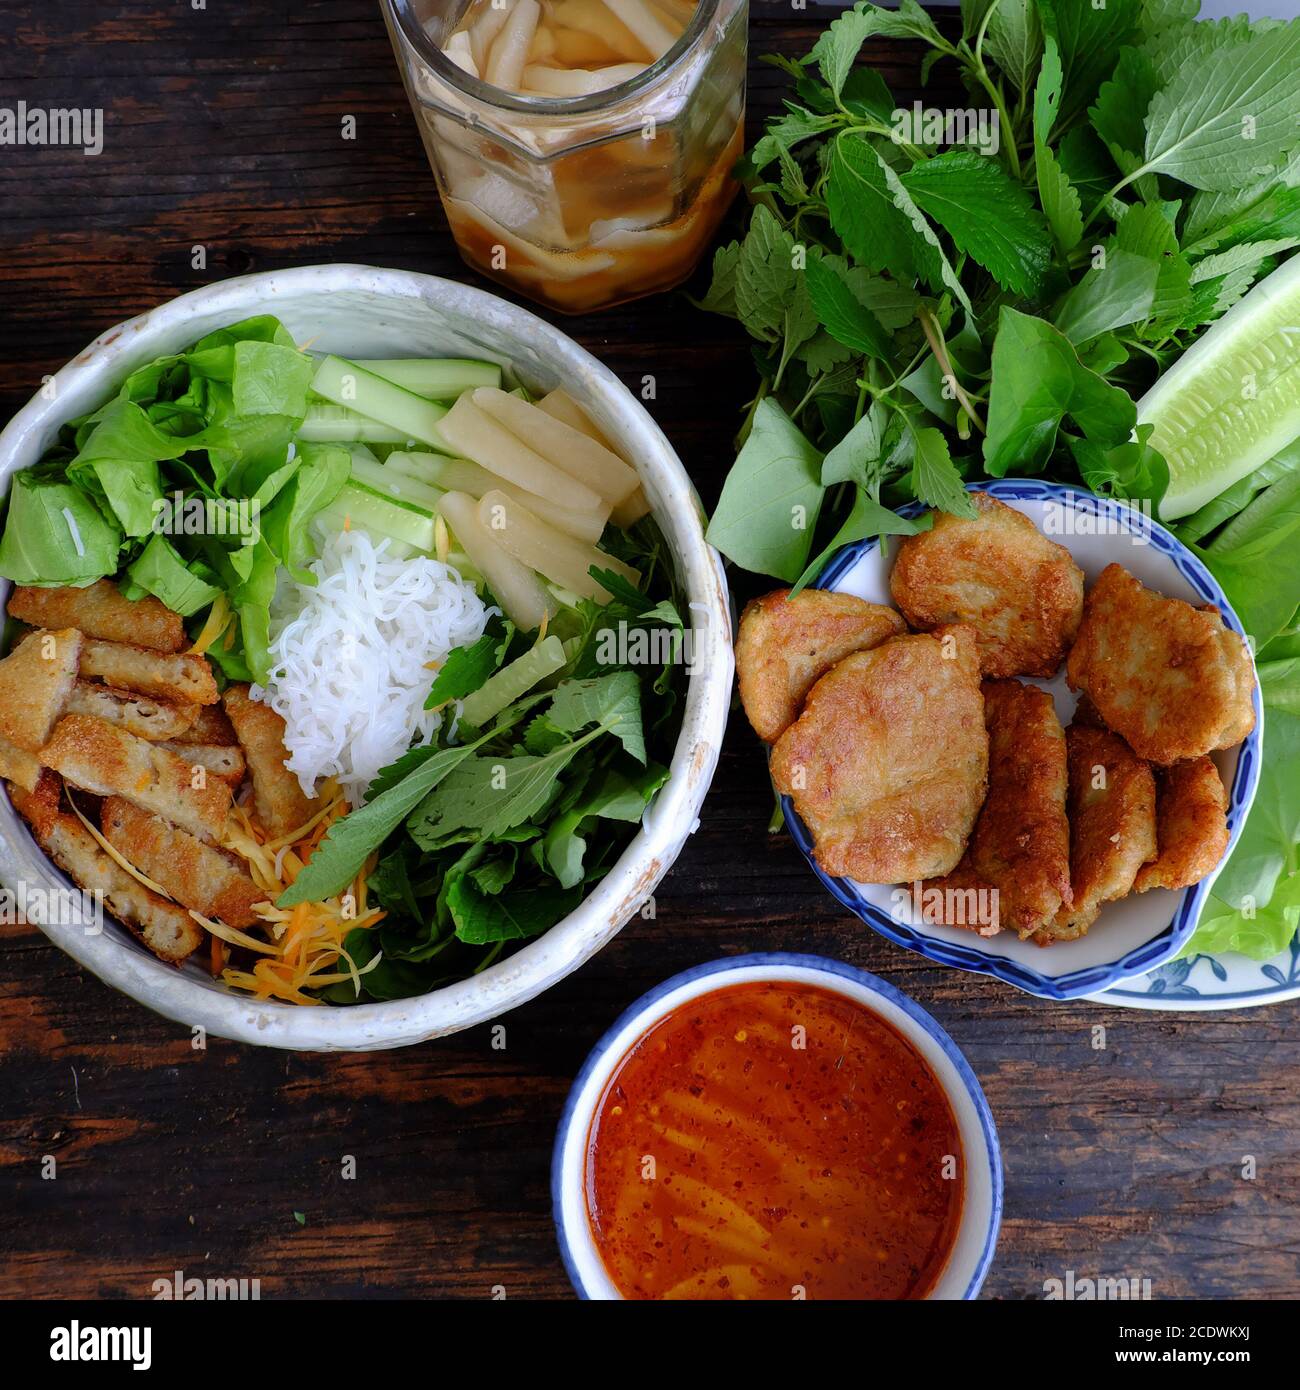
[7,769,63,840]
[101,797,265,928]
[0,735,43,792]
[222,685,318,838]
[30,809,204,964]
[159,741,247,787]
[39,714,233,843]
[0,629,82,752]
[1066,564,1257,764]
[929,679,1072,938]
[735,588,906,742]
[770,626,987,883]
[1038,724,1157,943]
[65,681,201,741]
[166,703,238,746]
[8,578,185,652]
[78,639,219,706]
[1134,756,1229,893]
[890,491,1084,678]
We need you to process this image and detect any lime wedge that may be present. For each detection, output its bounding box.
[1136,253,1300,520]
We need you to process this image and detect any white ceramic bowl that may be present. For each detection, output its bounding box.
[0,265,732,1050]
[552,953,1003,1300]
[786,479,1263,1001]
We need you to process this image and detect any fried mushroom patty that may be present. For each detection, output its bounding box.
[890,492,1083,678]
[771,626,987,884]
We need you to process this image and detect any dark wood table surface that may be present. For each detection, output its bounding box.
[1,2,1297,1302]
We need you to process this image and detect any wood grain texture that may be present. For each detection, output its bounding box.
[1,2,1298,1302]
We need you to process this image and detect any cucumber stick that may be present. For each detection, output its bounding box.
[347,455,444,512]
[312,356,452,452]
[315,480,436,553]
[1138,254,1300,519]
[298,402,412,444]
[350,358,501,399]
[460,636,566,726]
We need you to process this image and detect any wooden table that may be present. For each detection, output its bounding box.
[1,2,1297,1301]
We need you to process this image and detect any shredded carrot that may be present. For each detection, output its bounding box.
[211,797,385,1004]
[188,594,232,656]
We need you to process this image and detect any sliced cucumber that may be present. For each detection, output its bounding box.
[349,358,502,399]
[387,451,485,491]
[1137,254,1300,519]
[460,635,566,727]
[311,356,452,452]
[298,402,412,444]
[347,455,444,512]
[384,450,450,487]
[314,480,436,553]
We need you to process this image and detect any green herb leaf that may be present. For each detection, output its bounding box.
[821,405,883,488]
[810,0,944,98]
[692,241,741,317]
[705,398,824,582]
[901,150,1053,298]
[547,671,646,764]
[826,135,922,283]
[1141,21,1300,192]
[751,107,841,169]
[983,308,1136,476]
[1038,0,1144,128]
[408,746,583,847]
[876,155,973,313]
[804,252,894,360]
[990,0,1043,95]
[1053,247,1160,345]
[124,534,222,617]
[277,741,481,906]
[1030,35,1085,254]
[1089,45,1161,172]
[736,205,819,355]
[789,484,923,596]
[910,425,977,518]
[1069,424,1169,508]
[425,620,510,708]
[448,875,583,945]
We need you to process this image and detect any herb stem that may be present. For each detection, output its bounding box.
[917,308,986,435]
[965,37,1021,181]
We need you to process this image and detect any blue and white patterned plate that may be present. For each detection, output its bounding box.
[785,479,1263,1002]
[1094,933,1300,1011]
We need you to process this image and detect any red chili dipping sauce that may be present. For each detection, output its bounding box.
[585,980,963,1300]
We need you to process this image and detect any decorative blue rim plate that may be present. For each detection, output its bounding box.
[783,478,1264,1003]
[551,952,1004,1299]
[1095,933,1300,1011]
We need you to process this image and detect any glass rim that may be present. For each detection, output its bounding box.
[382,0,720,116]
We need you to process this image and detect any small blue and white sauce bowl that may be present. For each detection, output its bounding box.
[552,952,1003,1300]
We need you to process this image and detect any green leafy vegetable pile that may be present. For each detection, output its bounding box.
[0,316,349,682]
[698,0,1300,960]
[282,524,687,1000]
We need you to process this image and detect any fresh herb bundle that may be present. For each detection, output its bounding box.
[701,0,1300,591]
[699,0,1300,961]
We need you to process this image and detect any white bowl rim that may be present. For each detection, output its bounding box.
[782,478,1264,1002]
[0,264,733,1050]
[551,951,1004,1300]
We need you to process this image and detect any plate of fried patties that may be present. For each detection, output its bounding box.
[736,479,1262,999]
